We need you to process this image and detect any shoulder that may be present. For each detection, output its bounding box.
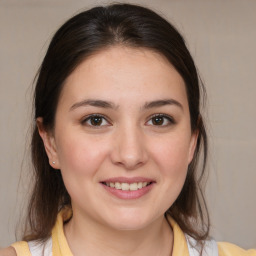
[0,247,17,256]
[218,242,256,256]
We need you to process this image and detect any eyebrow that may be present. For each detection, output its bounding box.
[70,99,118,111]
[70,98,183,111]
[143,99,183,110]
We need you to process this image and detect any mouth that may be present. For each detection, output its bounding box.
[101,181,153,191]
[100,178,155,200]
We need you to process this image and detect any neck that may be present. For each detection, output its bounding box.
[64,210,173,256]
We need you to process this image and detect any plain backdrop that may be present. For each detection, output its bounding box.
[0,0,255,249]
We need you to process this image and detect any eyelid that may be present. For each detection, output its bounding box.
[80,113,175,127]
[146,113,176,126]
[81,114,112,127]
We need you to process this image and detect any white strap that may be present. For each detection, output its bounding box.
[28,237,52,256]
[186,235,219,256]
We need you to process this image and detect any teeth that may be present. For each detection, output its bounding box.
[105,181,151,191]
[130,183,138,191]
[115,182,121,189]
[121,183,130,190]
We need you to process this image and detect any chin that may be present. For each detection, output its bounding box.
[102,208,154,231]
[108,219,148,231]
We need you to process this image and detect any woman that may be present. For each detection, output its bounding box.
[1,3,255,256]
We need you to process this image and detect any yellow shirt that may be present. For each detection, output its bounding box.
[12,210,256,256]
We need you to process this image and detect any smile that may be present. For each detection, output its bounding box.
[102,181,152,191]
[100,178,155,199]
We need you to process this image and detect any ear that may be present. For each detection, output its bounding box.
[188,130,199,164]
[37,117,60,169]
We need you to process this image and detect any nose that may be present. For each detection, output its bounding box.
[110,125,148,170]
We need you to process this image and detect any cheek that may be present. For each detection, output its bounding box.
[56,133,109,178]
[55,133,111,205]
[149,134,191,175]
[149,135,191,209]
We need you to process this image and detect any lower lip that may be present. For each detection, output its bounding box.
[101,183,154,200]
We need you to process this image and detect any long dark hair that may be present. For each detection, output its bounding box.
[24,3,209,242]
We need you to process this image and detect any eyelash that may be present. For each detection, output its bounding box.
[81,114,175,127]
[81,114,111,127]
[146,114,175,127]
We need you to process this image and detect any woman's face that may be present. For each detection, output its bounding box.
[41,46,197,230]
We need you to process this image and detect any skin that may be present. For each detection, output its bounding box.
[0,247,16,256]
[37,46,198,256]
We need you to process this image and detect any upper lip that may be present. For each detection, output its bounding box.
[101,177,155,184]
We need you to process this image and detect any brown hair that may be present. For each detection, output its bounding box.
[24,3,209,242]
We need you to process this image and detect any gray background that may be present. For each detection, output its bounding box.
[0,0,255,249]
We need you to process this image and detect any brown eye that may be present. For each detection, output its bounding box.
[82,115,109,127]
[152,116,164,125]
[90,116,103,126]
[146,114,175,126]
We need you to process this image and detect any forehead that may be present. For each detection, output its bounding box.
[58,46,188,110]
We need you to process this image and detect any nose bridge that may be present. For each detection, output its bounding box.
[111,121,148,169]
